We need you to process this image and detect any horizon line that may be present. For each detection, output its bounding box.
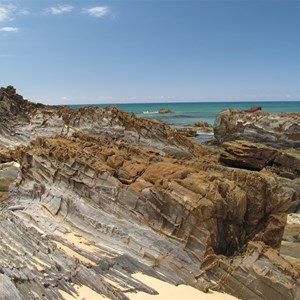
[64,99,300,106]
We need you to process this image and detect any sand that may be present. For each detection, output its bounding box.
[54,230,239,300]
[54,230,99,253]
[127,273,239,300]
[60,272,239,300]
[54,230,117,258]
[59,285,107,300]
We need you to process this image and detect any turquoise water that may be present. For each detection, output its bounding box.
[71,101,300,127]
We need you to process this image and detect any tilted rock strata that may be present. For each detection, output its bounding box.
[220,140,300,179]
[1,132,297,299]
[194,120,213,132]
[1,87,300,299]
[0,86,202,158]
[214,108,300,148]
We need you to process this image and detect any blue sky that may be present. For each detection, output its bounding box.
[1,0,300,104]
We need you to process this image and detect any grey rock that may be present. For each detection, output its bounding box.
[214,108,300,148]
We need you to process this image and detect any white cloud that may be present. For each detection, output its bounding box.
[0,7,8,21]
[46,5,73,15]
[19,9,30,16]
[0,26,18,32]
[82,6,109,17]
[0,3,29,21]
[0,6,12,21]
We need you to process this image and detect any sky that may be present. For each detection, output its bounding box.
[0,0,300,105]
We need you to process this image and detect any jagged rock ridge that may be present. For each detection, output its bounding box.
[214,107,300,148]
[0,87,300,299]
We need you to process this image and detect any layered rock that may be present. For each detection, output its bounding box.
[194,120,213,132]
[0,87,201,158]
[2,132,298,299]
[1,87,300,299]
[220,140,300,178]
[214,108,300,148]
[158,108,172,114]
[174,127,198,137]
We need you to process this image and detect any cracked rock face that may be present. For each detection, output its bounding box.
[214,108,300,148]
[220,140,300,179]
[1,87,300,300]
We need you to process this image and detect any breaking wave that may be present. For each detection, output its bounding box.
[142,111,159,114]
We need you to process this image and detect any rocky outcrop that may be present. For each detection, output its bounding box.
[174,127,198,137]
[0,88,201,158]
[158,108,172,114]
[194,120,213,132]
[214,108,300,148]
[220,140,300,178]
[243,106,262,113]
[1,86,300,299]
[1,132,297,299]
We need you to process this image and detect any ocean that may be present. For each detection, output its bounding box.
[71,101,300,127]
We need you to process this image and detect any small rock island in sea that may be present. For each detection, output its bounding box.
[0,86,300,300]
[158,108,172,114]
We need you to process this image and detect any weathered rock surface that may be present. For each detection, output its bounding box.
[158,108,172,114]
[214,108,300,148]
[0,88,201,158]
[174,127,198,137]
[220,140,300,178]
[194,120,213,132]
[1,87,300,300]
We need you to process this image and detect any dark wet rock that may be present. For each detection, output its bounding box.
[288,200,300,213]
[220,140,300,178]
[243,105,262,113]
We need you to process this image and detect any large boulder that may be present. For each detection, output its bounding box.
[220,140,300,178]
[214,108,300,148]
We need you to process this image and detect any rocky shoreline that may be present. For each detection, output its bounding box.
[214,106,300,148]
[0,87,300,299]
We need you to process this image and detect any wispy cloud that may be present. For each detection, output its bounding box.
[0,7,9,21]
[46,5,73,15]
[0,3,29,21]
[0,26,18,32]
[82,6,109,18]
[0,4,16,21]
[19,9,30,16]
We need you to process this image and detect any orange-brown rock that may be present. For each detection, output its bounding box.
[174,127,198,137]
[1,86,300,300]
[0,88,203,158]
[194,120,213,132]
[158,108,172,114]
[220,140,300,178]
[7,132,299,298]
[243,105,262,112]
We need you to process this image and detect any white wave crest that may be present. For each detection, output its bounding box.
[143,111,159,114]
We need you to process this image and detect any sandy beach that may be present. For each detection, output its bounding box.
[127,273,239,300]
[59,272,239,300]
